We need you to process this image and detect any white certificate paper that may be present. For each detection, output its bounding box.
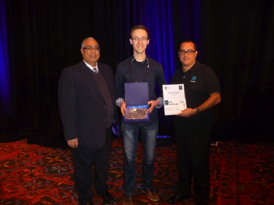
[162,84,187,116]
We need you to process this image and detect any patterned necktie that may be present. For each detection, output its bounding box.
[92,67,98,73]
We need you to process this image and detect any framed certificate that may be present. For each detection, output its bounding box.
[162,84,187,116]
[124,82,150,122]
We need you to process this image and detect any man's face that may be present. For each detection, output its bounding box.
[80,38,100,67]
[129,29,150,55]
[178,42,198,68]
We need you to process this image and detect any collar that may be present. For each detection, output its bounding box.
[83,60,98,70]
[131,57,149,67]
[182,61,198,73]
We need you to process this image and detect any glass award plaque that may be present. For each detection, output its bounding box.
[124,105,149,121]
[124,82,150,122]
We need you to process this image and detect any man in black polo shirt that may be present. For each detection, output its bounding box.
[168,40,221,205]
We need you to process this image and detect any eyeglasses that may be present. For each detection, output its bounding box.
[82,46,100,51]
[178,49,196,55]
[131,37,149,42]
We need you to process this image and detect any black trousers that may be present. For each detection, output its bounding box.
[72,127,113,204]
[174,117,212,204]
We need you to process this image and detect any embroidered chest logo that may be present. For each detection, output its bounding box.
[190,76,197,83]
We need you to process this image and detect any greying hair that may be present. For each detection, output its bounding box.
[81,37,95,48]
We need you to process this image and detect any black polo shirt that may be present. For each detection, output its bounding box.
[171,61,221,120]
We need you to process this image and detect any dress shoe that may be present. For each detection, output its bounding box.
[141,188,159,202]
[122,195,133,205]
[100,191,115,204]
[167,193,191,204]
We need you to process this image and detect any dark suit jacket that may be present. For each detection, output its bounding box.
[58,61,118,148]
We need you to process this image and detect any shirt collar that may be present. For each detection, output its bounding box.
[131,57,149,67]
[83,60,98,70]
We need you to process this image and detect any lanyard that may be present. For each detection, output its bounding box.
[129,57,150,82]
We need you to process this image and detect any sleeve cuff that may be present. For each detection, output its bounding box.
[116,98,125,107]
[156,97,163,109]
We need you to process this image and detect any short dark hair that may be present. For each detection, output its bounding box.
[130,25,150,39]
[179,40,197,51]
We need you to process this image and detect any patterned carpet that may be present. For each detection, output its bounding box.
[0,139,274,205]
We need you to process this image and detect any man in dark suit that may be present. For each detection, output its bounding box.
[58,37,117,205]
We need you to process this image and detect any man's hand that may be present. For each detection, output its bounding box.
[176,92,221,118]
[67,138,79,148]
[176,108,197,118]
[147,100,159,113]
[120,101,127,116]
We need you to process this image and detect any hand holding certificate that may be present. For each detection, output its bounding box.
[162,84,187,116]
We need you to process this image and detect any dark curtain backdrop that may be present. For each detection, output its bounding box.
[0,0,274,146]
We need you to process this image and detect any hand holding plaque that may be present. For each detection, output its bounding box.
[124,105,149,120]
[124,82,150,122]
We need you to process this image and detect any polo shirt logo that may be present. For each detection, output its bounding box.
[190,76,197,83]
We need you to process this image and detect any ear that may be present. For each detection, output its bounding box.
[80,48,83,55]
[147,39,150,45]
[129,38,133,45]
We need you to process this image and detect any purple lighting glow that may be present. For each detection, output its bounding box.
[0,0,12,116]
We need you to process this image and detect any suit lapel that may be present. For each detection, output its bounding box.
[99,63,115,102]
[80,61,105,100]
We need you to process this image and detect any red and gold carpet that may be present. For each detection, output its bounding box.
[0,139,273,204]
